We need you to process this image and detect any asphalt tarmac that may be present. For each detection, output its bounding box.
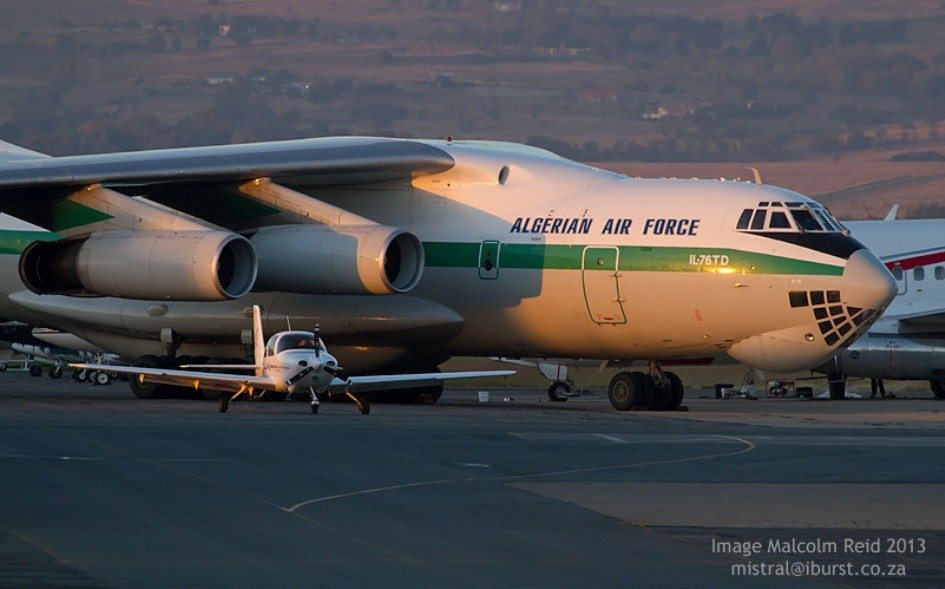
[2,373,945,587]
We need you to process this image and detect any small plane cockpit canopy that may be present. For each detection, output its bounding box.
[735,201,846,234]
[265,331,326,356]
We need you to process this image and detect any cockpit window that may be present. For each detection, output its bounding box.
[769,211,791,229]
[750,210,767,230]
[790,209,823,231]
[736,201,845,234]
[736,208,753,230]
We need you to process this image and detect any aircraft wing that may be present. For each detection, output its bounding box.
[895,309,945,327]
[69,363,274,392]
[331,370,516,393]
[0,137,453,231]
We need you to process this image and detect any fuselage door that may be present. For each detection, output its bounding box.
[891,264,907,295]
[582,246,626,324]
[478,240,501,279]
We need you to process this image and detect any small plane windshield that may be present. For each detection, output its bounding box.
[274,331,318,353]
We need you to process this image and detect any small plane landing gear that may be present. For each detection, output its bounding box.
[28,363,42,377]
[309,387,320,414]
[218,395,230,413]
[546,380,571,402]
[49,364,63,379]
[93,371,111,386]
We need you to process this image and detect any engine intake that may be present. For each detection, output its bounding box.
[19,230,257,301]
[251,224,424,295]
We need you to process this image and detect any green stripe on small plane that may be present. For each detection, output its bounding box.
[423,242,844,276]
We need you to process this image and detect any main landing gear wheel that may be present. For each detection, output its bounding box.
[608,371,650,411]
[72,369,87,382]
[129,355,172,399]
[28,364,42,377]
[547,381,571,402]
[218,395,230,413]
[93,371,111,386]
[931,380,945,399]
[49,365,63,379]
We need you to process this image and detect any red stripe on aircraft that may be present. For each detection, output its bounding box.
[885,250,945,271]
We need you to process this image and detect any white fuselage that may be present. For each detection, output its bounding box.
[0,140,896,375]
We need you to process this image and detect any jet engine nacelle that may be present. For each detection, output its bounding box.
[250,224,424,295]
[19,230,258,301]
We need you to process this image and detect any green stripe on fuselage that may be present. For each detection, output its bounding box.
[423,242,843,276]
[0,230,60,254]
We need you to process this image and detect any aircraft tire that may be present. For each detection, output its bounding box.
[129,355,171,399]
[0,362,7,372]
[931,380,945,399]
[49,365,63,379]
[630,371,653,408]
[198,357,230,401]
[608,371,645,411]
[29,364,42,377]
[94,371,111,386]
[664,371,685,410]
[828,372,846,400]
[547,381,570,402]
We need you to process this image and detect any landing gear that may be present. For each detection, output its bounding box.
[309,387,320,414]
[931,379,945,399]
[28,363,42,377]
[129,355,173,399]
[49,364,63,379]
[547,381,571,402]
[828,371,846,400]
[218,395,229,413]
[608,364,684,412]
[72,369,87,382]
[93,371,111,386]
[608,371,649,411]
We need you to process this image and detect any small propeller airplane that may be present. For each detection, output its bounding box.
[71,305,514,414]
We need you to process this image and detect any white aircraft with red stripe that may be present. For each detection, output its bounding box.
[825,209,945,397]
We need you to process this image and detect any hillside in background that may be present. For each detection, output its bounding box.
[1,0,945,218]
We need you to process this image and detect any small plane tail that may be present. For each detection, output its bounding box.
[252,305,265,376]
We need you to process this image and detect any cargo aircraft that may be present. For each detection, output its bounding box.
[72,305,513,414]
[0,136,896,411]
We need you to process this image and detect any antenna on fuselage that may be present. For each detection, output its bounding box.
[286,316,292,330]
[746,166,763,185]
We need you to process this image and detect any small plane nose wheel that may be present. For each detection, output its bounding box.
[218,395,230,413]
[309,387,320,415]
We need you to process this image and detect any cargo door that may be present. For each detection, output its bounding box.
[582,246,626,324]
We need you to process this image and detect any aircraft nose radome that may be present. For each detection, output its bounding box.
[842,248,897,315]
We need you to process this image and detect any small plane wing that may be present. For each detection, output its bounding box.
[331,370,515,393]
[69,363,274,392]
